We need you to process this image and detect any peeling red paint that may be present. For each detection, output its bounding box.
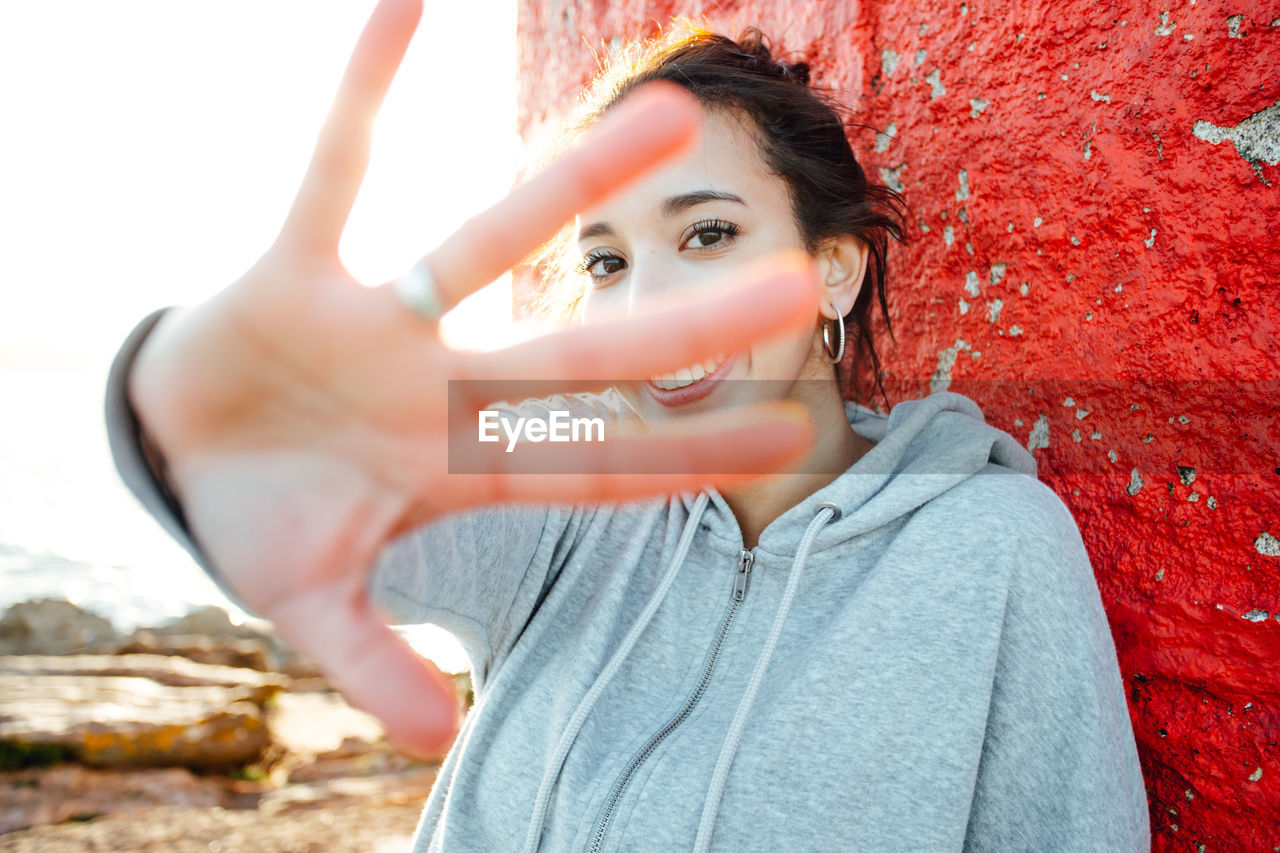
[516,2,1280,849]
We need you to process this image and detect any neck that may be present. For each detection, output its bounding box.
[721,366,871,550]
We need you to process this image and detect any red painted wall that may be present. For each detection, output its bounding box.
[515,2,1279,849]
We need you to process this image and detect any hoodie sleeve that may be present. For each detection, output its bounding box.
[962,478,1151,852]
[105,309,252,611]
[104,309,571,690]
[368,504,571,690]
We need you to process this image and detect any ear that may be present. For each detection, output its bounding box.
[814,235,869,320]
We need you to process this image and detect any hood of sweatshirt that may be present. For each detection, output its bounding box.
[682,390,1038,551]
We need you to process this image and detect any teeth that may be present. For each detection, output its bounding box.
[650,353,729,390]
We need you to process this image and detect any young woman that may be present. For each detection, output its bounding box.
[107,1,1150,849]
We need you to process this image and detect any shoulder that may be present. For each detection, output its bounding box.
[915,468,1098,602]
[920,466,1082,547]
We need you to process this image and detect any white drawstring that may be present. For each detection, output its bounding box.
[521,493,711,853]
[692,502,841,853]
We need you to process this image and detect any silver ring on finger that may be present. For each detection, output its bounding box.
[393,260,446,322]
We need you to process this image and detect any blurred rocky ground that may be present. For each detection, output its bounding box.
[0,599,471,851]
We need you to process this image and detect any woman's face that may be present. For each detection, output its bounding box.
[577,106,831,424]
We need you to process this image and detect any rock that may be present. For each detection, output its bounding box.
[0,599,118,655]
[148,606,265,641]
[0,799,426,852]
[0,765,225,835]
[140,607,311,675]
[0,654,287,696]
[277,657,329,685]
[286,738,415,784]
[258,764,439,815]
[0,656,278,770]
[113,631,274,672]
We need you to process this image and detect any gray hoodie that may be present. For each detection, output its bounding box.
[106,311,1150,852]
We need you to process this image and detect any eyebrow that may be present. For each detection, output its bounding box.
[577,190,748,242]
[662,190,747,217]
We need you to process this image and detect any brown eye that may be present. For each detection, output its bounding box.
[590,255,626,276]
[680,218,741,251]
[579,249,627,284]
[687,228,727,248]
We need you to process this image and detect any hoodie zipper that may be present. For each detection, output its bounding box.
[585,548,754,853]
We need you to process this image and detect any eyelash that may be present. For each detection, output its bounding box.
[681,218,741,250]
[577,248,622,280]
[577,219,742,284]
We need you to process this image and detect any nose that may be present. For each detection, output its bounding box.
[625,250,683,315]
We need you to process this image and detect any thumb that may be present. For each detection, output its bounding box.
[271,583,463,759]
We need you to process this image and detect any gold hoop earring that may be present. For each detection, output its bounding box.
[822,302,845,363]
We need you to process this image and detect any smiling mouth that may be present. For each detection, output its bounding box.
[649,353,729,390]
[644,352,734,407]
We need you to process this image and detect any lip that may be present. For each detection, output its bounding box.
[644,354,737,408]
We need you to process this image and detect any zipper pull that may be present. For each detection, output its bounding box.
[732,549,754,601]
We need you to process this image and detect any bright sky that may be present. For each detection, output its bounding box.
[0,0,518,365]
[0,1,518,672]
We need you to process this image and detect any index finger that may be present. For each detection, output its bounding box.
[278,0,424,253]
[425,82,701,309]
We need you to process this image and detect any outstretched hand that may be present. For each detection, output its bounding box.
[127,0,818,756]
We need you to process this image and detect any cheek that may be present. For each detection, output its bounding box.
[748,326,820,379]
[578,286,622,326]
[578,292,597,325]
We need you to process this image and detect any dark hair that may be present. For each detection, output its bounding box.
[535,25,909,405]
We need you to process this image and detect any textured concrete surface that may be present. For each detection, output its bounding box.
[516,2,1279,850]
